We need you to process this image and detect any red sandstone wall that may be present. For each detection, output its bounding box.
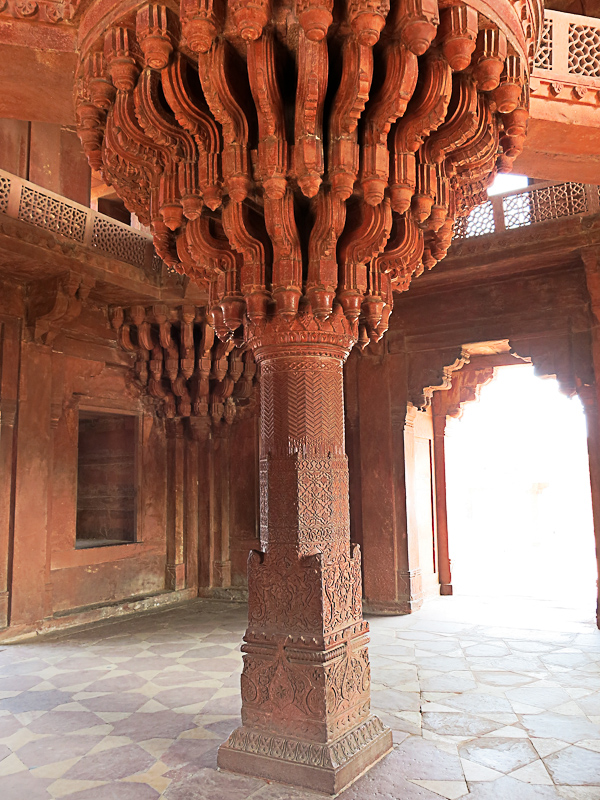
[0,282,261,634]
[0,118,91,206]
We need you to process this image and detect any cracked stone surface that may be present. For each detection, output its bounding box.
[0,594,598,799]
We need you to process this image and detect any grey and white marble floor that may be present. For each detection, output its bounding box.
[0,593,599,800]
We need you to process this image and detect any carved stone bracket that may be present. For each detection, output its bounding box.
[27,271,95,346]
[110,304,258,423]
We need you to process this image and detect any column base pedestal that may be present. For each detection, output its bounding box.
[217,716,392,796]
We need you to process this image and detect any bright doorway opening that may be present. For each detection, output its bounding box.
[444,364,597,607]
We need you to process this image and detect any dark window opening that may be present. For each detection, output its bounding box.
[76,412,137,549]
[97,196,131,225]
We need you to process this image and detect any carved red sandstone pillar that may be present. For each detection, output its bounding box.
[218,315,392,793]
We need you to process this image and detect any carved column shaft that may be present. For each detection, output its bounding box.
[218,323,392,793]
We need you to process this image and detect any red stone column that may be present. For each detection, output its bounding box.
[218,315,392,794]
[432,395,453,596]
[577,386,600,629]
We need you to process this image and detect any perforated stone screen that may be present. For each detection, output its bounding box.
[18,186,87,241]
[535,18,553,70]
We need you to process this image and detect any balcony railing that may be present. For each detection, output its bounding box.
[533,8,600,93]
[0,169,160,272]
[454,181,600,240]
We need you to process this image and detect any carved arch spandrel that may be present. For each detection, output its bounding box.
[432,363,495,419]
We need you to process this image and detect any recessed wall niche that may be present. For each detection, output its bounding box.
[76,411,137,548]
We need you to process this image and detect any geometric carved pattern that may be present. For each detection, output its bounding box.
[456,182,590,241]
[502,192,532,229]
[504,182,588,229]
[455,200,495,239]
[18,186,87,242]
[261,359,345,459]
[569,23,600,77]
[92,216,148,268]
[0,175,10,214]
[534,17,553,70]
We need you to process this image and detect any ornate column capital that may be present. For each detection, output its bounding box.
[245,307,357,362]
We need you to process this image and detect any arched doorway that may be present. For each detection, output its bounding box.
[444,363,597,608]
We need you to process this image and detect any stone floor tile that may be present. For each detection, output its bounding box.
[371,688,421,712]
[459,738,539,773]
[54,782,161,799]
[544,745,600,785]
[423,713,501,738]
[339,764,447,799]
[482,725,529,738]
[473,672,535,687]
[463,775,563,799]
[556,788,600,800]
[29,713,107,735]
[62,743,155,782]
[420,676,478,693]
[0,769,54,799]
[531,738,570,758]
[460,758,503,781]
[47,778,109,797]
[0,690,71,714]
[79,695,149,713]
[510,760,554,785]
[18,735,105,767]
[390,737,465,780]
[409,779,469,799]
[443,694,514,714]
[577,694,600,716]
[520,714,600,743]
[249,783,324,799]
[163,766,263,800]
[507,688,573,709]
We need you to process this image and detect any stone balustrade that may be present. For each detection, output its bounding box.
[0,168,161,272]
[455,180,600,240]
[532,9,600,106]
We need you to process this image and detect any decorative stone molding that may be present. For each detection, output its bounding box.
[0,0,79,24]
